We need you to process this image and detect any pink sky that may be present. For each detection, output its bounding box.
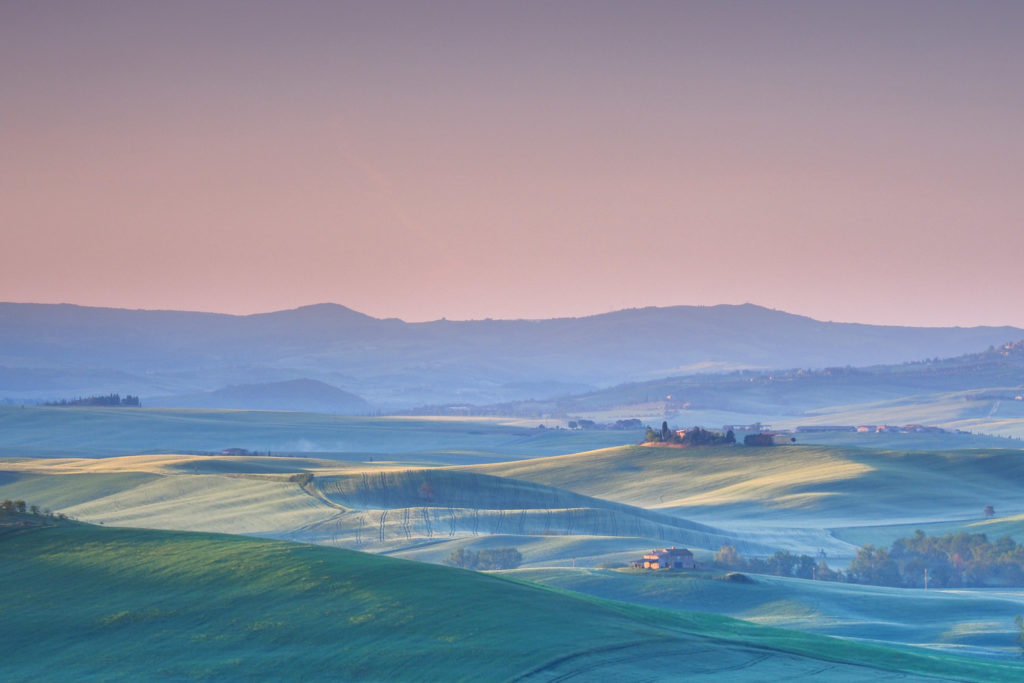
[2,2,1023,326]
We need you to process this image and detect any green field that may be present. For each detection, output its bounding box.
[8,422,1024,668]
[0,456,771,557]
[777,390,1024,442]
[6,441,1024,571]
[788,428,1023,451]
[831,511,1024,549]
[506,567,1024,658]
[3,520,1021,681]
[472,444,1024,529]
[0,405,641,462]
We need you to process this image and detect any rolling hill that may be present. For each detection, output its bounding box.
[508,567,1024,659]
[2,519,1020,681]
[148,378,371,413]
[480,341,1024,435]
[8,436,1024,668]
[0,454,771,559]
[471,444,1024,535]
[9,439,1024,568]
[0,405,642,461]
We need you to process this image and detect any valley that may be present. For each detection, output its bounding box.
[4,310,1024,679]
[5,406,1024,672]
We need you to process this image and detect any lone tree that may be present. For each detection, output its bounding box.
[984,504,995,518]
[714,544,742,568]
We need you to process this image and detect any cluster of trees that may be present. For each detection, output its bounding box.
[45,393,141,407]
[714,545,841,581]
[716,531,1024,589]
[1,499,30,514]
[645,422,736,446]
[0,499,66,520]
[443,547,523,570]
[848,530,1024,588]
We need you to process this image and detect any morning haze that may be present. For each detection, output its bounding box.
[4,2,1024,681]
[3,1,1023,326]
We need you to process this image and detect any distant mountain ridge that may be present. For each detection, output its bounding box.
[1,301,1021,409]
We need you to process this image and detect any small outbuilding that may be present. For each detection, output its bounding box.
[640,547,696,570]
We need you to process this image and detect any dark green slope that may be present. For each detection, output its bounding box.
[1,522,1020,681]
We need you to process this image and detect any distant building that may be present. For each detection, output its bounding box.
[723,422,765,443]
[743,432,795,446]
[639,547,696,570]
[795,425,856,433]
[723,422,764,433]
[906,424,946,433]
[220,448,251,455]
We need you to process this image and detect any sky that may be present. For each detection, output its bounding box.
[2,1,1023,326]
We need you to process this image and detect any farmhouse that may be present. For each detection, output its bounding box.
[636,547,696,570]
[742,432,795,446]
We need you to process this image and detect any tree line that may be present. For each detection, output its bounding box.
[645,422,736,446]
[847,530,1024,588]
[714,545,841,581]
[443,547,523,570]
[1,499,67,520]
[45,393,141,407]
[715,529,1024,588]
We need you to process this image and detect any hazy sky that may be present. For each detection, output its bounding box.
[3,1,1023,325]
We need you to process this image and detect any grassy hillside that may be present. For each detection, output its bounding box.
[779,390,1024,442]
[0,405,640,462]
[0,457,769,557]
[783,425,1021,451]
[10,441,1024,565]
[303,469,767,555]
[0,471,160,509]
[2,521,1021,681]
[507,567,1024,659]
[831,511,1024,549]
[473,444,1024,528]
[488,341,1024,432]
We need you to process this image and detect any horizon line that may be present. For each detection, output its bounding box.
[1,299,1020,330]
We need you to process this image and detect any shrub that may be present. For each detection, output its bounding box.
[443,547,522,570]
